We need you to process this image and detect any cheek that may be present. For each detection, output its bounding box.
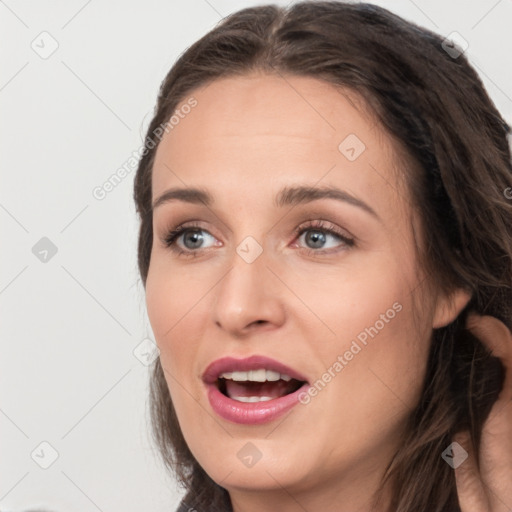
[353,297,428,426]
[145,266,173,346]
[302,253,429,402]
[290,253,411,341]
[145,261,199,373]
[146,278,204,424]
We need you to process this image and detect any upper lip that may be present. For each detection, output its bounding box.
[202,355,309,384]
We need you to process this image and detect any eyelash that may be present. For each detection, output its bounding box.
[160,220,355,258]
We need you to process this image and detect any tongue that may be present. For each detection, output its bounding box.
[225,379,298,399]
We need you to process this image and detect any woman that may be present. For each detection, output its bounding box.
[133,2,512,511]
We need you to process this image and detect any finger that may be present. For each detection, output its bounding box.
[466,314,512,402]
[452,430,490,512]
[478,398,512,511]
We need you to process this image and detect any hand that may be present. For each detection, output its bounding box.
[454,314,512,512]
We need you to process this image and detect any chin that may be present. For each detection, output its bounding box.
[209,459,308,492]
[184,431,313,491]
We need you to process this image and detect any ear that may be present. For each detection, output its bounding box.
[432,287,472,329]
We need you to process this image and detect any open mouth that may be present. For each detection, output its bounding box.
[216,369,306,403]
[203,355,310,424]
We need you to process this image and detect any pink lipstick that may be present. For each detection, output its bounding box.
[202,355,309,425]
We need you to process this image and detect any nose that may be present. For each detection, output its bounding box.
[212,244,286,337]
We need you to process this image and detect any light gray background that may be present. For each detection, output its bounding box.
[1,1,511,511]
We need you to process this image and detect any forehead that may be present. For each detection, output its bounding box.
[156,73,381,155]
[152,73,409,221]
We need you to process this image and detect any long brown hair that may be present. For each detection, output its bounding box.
[133,2,512,511]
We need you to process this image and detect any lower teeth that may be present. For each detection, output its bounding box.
[231,396,274,403]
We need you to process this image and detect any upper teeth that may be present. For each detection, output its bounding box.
[219,369,292,382]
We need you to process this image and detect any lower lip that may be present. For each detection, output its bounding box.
[206,383,309,425]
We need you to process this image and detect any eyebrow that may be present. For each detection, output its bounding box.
[151,185,379,219]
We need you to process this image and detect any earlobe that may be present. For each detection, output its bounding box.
[432,288,472,329]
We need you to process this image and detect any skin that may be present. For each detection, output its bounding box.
[456,314,512,512]
[145,73,472,512]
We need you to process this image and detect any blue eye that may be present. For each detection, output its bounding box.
[293,220,354,253]
[162,223,215,257]
[161,219,355,258]
[299,224,353,252]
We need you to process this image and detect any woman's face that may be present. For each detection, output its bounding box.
[145,74,469,507]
